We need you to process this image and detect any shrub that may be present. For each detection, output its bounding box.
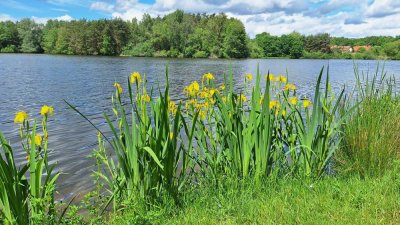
[192,51,208,58]
[336,64,400,177]
[122,41,154,57]
[0,45,17,53]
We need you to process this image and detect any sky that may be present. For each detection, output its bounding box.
[1,0,400,38]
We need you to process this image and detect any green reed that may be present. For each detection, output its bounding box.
[337,63,400,177]
[69,65,350,213]
[0,108,63,225]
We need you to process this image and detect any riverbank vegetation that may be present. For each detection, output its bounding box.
[1,10,400,59]
[1,64,400,224]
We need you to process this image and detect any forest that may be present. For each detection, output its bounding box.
[1,10,400,59]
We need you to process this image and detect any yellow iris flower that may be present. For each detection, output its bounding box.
[141,94,151,102]
[269,100,279,109]
[284,84,296,91]
[130,72,142,84]
[203,72,215,81]
[34,135,42,146]
[275,75,287,83]
[114,82,123,94]
[238,94,247,103]
[289,97,298,105]
[14,111,29,123]
[41,105,54,116]
[303,99,312,108]
[265,74,274,81]
[245,73,253,82]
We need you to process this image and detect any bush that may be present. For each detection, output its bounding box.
[122,41,154,57]
[0,45,17,53]
[336,66,400,177]
[167,48,180,57]
[192,50,208,58]
[184,46,195,58]
[153,50,168,57]
[337,96,400,177]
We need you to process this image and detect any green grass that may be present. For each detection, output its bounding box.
[109,168,400,224]
[336,64,400,177]
[337,96,400,177]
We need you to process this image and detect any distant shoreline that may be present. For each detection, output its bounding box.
[0,52,393,61]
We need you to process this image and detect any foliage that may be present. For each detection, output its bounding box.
[336,64,400,177]
[65,65,347,218]
[223,19,249,58]
[304,33,331,53]
[0,13,399,59]
[0,107,64,224]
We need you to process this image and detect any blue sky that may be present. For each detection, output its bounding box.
[1,0,400,37]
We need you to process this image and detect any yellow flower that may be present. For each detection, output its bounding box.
[168,100,177,114]
[198,90,210,98]
[289,97,298,105]
[275,75,287,83]
[130,72,142,84]
[114,82,123,94]
[238,94,247,103]
[199,110,207,120]
[284,84,296,91]
[210,88,219,96]
[141,94,151,102]
[303,99,312,109]
[269,100,279,109]
[34,135,42,146]
[169,132,173,140]
[265,74,274,81]
[40,105,54,117]
[245,73,253,82]
[220,85,225,91]
[203,72,215,81]
[184,81,200,97]
[14,111,29,123]
[282,110,286,117]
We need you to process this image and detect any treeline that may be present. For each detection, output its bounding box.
[1,10,400,59]
[250,32,400,59]
[0,10,248,58]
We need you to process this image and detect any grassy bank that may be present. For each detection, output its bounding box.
[109,171,400,224]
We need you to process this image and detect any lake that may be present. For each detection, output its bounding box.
[1,54,400,199]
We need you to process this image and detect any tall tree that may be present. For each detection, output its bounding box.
[16,19,43,53]
[223,19,248,58]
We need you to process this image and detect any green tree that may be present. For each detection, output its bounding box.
[383,40,400,59]
[17,19,43,53]
[0,21,19,52]
[304,33,331,53]
[223,19,249,58]
[255,32,281,57]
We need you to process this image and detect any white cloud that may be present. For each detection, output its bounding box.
[90,2,115,13]
[31,14,74,24]
[366,0,400,18]
[0,13,15,22]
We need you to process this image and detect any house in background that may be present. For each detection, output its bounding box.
[330,45,353,52]
[330,45,372,53]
